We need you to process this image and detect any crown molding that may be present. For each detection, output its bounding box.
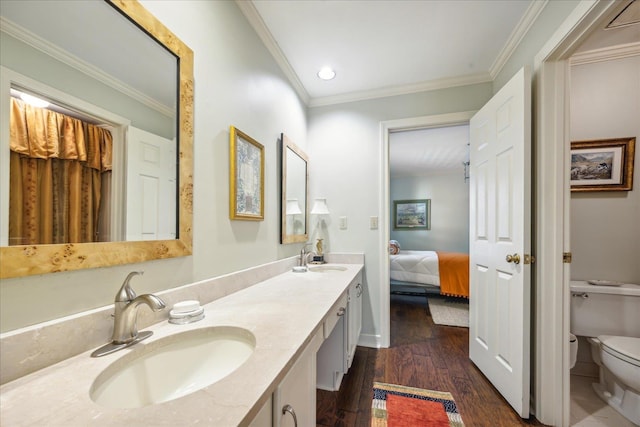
[308,72,492,108]
[490,0,548,79]
[0,17,174,118]
[570,41,640,66]
[234,0,310,105]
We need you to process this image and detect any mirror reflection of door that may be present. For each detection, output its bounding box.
[126,127,176,241]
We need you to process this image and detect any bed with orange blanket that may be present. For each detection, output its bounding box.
[390,250,469,298]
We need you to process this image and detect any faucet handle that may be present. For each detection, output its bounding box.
[115,271,144,302]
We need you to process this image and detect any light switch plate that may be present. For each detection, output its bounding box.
[339,216,347,230]
[370,216,378,229]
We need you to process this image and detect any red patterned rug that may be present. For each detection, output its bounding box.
[371,382,465,427]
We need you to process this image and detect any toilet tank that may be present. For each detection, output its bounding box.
[570,281,640,338]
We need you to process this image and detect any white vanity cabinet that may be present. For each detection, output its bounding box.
[248,396,272,427]
[346,272,363,369]
[272,330,322,427]
[316,272,363,391]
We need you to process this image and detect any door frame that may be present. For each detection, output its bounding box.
[378,1,622,424]
[379,111,476,348]
[533,1,621,425]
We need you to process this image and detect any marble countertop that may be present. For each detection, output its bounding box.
[0,263,363,426]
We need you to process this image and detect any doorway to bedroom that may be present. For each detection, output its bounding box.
[388,123,470,330]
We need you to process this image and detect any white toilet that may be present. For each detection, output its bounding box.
[570,280,640,425]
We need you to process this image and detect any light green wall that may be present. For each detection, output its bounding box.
[0,0,588,334]
[390,173,469,253]
[493,0,582,91]
[0,0,307,332]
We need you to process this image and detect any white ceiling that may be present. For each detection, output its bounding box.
[240,0,538,106]
[389,125,470,177]
[238,0,639,173]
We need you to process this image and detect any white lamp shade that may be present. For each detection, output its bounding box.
[286,199,302,215]
[311,198,330,215]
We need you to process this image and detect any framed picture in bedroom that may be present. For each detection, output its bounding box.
[570,137,635,192]
[229,126,264,220]
[393,199,431,230]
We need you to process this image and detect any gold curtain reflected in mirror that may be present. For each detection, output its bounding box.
[9,98,113,245]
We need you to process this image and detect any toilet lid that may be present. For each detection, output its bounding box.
[599,335,640,367]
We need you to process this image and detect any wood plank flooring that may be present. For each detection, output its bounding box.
[317,293,547,427]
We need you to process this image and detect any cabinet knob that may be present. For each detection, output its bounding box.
[337,307,346,317]
[282,404,298,427]
[356,283,362,297]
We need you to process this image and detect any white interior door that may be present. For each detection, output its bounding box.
[126,126,176,241]
[469,67,532,417]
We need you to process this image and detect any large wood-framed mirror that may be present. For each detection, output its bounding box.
[280,134,309,244]
[0,0,193,279]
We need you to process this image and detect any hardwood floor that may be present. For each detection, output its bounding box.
[317,293,547,427]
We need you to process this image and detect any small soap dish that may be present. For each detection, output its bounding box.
[169,300,205,324]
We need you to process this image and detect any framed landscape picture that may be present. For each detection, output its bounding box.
[229,126,264,220]
[570,137,635,192]
[393,199,431,230]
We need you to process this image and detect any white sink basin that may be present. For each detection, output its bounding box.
[308,265,347,272]
[90,326,255,408]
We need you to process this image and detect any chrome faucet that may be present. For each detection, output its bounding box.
[92,271,166,357]
[299,243,314,268]
[111,271,166,344]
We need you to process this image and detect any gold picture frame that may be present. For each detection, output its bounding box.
[229,126,264,220]
[570,137,635,192]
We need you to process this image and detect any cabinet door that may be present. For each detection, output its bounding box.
[248,395,272,427]
[347,273,363,369]
[273,332,321,427]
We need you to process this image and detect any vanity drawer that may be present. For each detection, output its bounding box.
[323,292,348,339]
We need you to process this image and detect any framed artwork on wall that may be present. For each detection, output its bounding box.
[393,199,431,230]
[229,126,264,220]
[570,137,635,192]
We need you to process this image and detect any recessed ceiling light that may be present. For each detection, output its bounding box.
[317,66,336,80]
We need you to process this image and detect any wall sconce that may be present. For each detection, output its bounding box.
[310,198,330,263]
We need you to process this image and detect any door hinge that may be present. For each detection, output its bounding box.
[563,252,572,263]
[524,254,536,265]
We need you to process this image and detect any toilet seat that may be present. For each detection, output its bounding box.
[599,335,640,367]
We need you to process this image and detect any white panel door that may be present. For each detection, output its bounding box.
[469,67,531,417]
[126,127,176,241]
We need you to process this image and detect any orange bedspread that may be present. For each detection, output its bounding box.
[436,251,469,298]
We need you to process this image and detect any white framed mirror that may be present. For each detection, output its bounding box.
[0,0,194,279]
[280,134,308,244]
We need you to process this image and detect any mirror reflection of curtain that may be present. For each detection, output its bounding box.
[9,98,113,245]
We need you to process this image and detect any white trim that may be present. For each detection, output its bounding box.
[234,0,310,105]
[237,0,546,108]
[379,111,476,349]
[533,1,621,425]
[0,18,174,119]
[570,42,640,66]
[310,73,491,108]
[358,333,382,349]
[490,0,547,79]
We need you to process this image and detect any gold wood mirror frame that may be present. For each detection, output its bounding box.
[280,134,309,244]
[0,0,193,279]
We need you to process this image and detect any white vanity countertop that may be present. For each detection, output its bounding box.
[0,263,363,426]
